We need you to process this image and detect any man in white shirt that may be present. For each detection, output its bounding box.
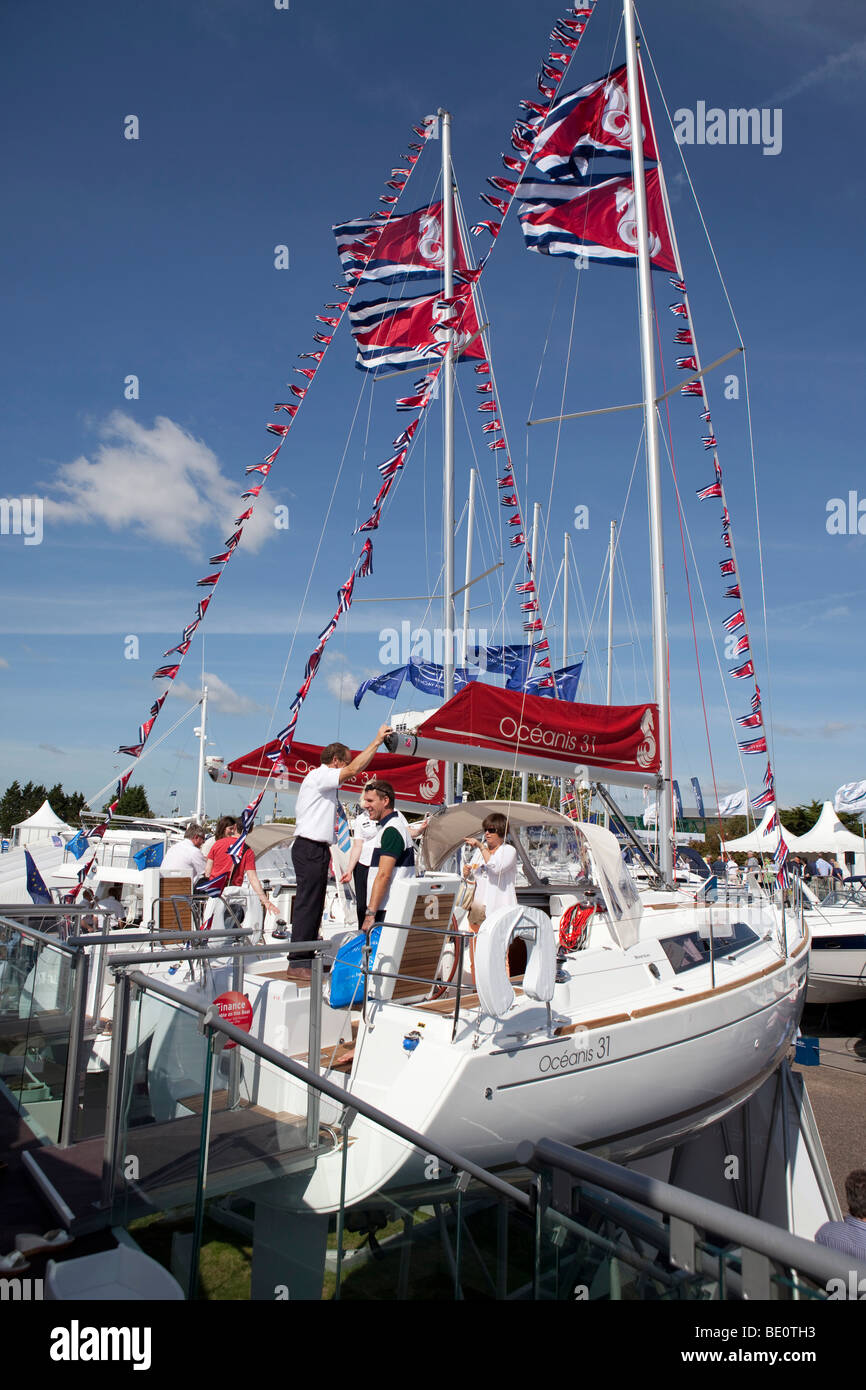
[160,824,207,882]
[815,856,833,878]
[290,725,391,962]
[463,812,518,925]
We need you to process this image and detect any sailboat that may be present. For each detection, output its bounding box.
[201,0,809,1214]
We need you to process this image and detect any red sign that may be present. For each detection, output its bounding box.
[217,739,444,808]
[212,991,253,1050]
[414,684,661,776]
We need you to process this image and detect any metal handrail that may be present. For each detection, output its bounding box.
[517,1137,866,1291]
[114,967,532,1213]
[0,914,80,954]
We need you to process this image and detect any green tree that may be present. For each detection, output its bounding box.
[103,785,153,818]
[459,764,559,807]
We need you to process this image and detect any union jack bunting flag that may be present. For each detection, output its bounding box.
[725,584,741,599]
[699,408,712,422]
[723,609,745,633]
[669,276,686,293]
[510,532,526,547]
[378,450,407,478]
[680,380,703,396]
[117,743,143,758]
[163,638,191,658]
[515,580,535,593]
[357,539,373,577]
[763,760,773,788]
[536,639,550,652]
[523,619,544,632]
[677,356,698,372]
[738,736,768,755]
[396,392,430,410]
[751,786,775,810]
[675,330,693,345]
[719,559,736,575]
[153,664,180,681]
[197,572,221,587]
[393,420,420,447]
[197,870,229,898]
[696,481,722,501]
[752,685,762,711]
[731,635,750,656]
[470,221,501,237]
[701,435,718,450]
[669,302,689,317]
[267,423,290,437]
[500,492,518,505]
[730,659,754,679]
[489,438,507,450]
[274,403,298,414]
[479,400,498,411]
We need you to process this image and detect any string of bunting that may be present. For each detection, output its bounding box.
[99,114,439,867]
[670,275,786,882]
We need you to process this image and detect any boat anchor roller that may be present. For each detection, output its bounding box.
[474,904,557,1017]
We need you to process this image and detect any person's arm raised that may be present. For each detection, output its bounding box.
[339,725,391,783]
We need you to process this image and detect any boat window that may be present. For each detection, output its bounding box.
[660,921,759,975]
[811,934,866,951]
[512,823,588,882]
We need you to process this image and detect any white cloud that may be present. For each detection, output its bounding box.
[768,39,866,103]
[326,670,362,703]
[42,413,276,556]
[38,742,66,755]
[0,657,8,668]
[168,671,263,716]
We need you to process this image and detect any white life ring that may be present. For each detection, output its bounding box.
[474,905,557,1018]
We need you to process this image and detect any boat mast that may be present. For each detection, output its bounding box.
[561,530,570,812]
[520,501,542,802]
[440,108,456,806]
[622,1,673,883]
[455,465,477,803]
[194,683,208,823]
[605,519,616,827]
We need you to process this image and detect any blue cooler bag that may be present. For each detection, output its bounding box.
[328,927,381,1008]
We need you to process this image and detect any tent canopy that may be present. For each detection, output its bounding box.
[723,805,804,854]
[794,801,864,855]
[13,799,73,845]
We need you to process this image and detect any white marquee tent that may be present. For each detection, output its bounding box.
[12,799,73,846]
[723,805,805,854]
[793,801,865,858]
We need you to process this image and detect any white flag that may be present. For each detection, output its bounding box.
[718,788,748,817]
[834,781,866,816]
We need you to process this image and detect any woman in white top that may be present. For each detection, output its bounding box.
[463,812,518,925]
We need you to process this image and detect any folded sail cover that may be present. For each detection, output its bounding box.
[412,685,661,776]
[214,739,445,808]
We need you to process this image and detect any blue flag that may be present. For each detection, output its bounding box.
[469,644,534,687]
[353,665,409,709]
[691,777,705,819]
[525,661,583,702]
[672,780,683,821]
[66,829,90,860]
[133,841,164,870]
[405,661,478,699]
[25,850,52,905]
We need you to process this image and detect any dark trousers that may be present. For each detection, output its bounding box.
[353,864,369,924]
[291,837,331,958]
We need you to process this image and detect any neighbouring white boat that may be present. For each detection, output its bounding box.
[801,878,866,1004]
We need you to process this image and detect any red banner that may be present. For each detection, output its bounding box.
[214,740,445,807]
[413,685,660,775]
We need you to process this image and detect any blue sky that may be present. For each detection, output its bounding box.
[1,0,864,821]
